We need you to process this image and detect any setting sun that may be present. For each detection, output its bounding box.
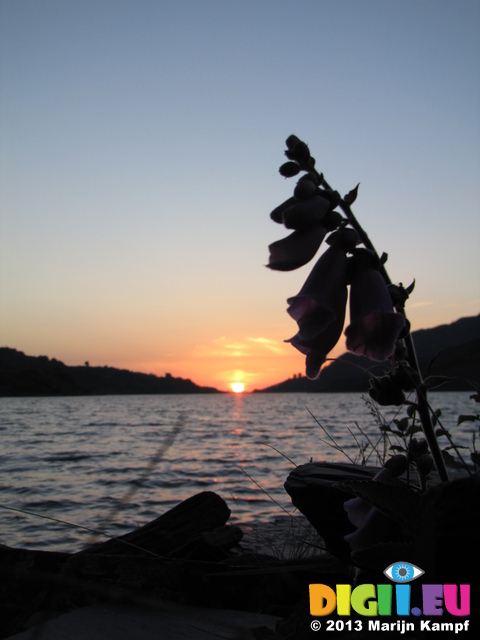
[231,382,245,393]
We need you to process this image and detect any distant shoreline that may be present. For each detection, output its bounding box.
[1,315,479,397]
[0,347,221,397]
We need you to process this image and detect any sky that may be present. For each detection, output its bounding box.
[1,0,479,392]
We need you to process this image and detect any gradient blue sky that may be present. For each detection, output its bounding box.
[1,0,479,391]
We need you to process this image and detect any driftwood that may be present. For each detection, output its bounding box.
[77,490,236,559]
[284,462,382,559]
[1,490,353,639]
[0,490,338,640]
[0,492,243,638]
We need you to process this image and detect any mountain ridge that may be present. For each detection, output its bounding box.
[255,314,480,393]
[0,348,220,396]
[1,315,479,396]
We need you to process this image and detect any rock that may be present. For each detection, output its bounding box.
[284,462,382,559]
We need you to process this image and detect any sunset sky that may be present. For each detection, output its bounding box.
[1,0,479,392]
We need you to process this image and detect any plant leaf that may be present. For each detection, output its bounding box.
[343,183,360,205]
[405,279,415,295]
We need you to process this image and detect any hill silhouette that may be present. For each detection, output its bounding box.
[0,348,220,396]
[2,315,478,396]
[256,315,480,392]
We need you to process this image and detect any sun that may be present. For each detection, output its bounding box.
[231,382,245,393]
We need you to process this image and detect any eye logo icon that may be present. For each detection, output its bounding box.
[384,561,424,583]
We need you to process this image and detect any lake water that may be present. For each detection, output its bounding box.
[0,391,476,552]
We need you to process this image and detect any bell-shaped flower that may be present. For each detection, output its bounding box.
[345,266,405,361]
[267,225,327,271]
[344,456,408,553]
[288,304,347,379]
[285,246,348,378]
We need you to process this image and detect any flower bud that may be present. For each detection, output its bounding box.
[326,227,360,251]
[388,282,414,309]
[304,172,321,186]
[407,404,418,418]
[286,140,310,162]
[285,134,302,150]
[384,454,409,477]
[319,189,341,209]
[294,177,317,200]
[409,438,429,459]
[270,197,296,223]
[416,453,434,476]
[391,364,420,391]
[322,210,344,231]
[279,162,301,178]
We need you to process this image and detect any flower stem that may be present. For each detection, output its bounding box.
[315,172,449,482]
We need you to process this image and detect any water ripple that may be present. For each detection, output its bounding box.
[0,391,474,551]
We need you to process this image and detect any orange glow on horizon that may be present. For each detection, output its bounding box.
[88,337,349,392]
[231,382,245,393]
